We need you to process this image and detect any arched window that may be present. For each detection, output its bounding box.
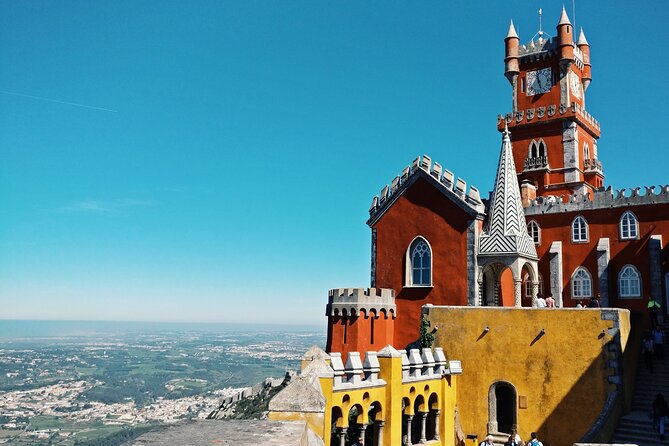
[620,211,639,240]
[529,140,538,158]
[619,265,641,298]
[537,140,546,158]
[572,267,592,298]
[583,142,590,160]
[572,216,589,243]
[527,220,541,245]
[407,237,432,286]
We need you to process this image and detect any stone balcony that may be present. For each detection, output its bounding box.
[584,158,603,173]
[524,156,548,171]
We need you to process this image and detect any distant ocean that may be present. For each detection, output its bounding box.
[0,319,325,339]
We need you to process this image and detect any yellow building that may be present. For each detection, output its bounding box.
[269,345,460,446]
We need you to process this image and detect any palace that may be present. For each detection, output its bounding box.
[265,7,666,446]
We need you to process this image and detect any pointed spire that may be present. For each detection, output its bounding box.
[558,5,572,25]
[478,130,537,259]
[506,20,518,39]
[577,28,589,45]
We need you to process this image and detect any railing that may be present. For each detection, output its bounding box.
[524,156,548,171]
[584,158,602,172]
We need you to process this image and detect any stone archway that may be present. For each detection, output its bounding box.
[488,381,517,435]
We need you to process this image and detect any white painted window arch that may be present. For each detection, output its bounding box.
[583,142,590,160]
[618,265,641,298]
[572,215,589,243]
[528,139,547,158]
[620,211,639,240]
[527,220,541,245]
[572,267,593,298]
[405,236,433,287]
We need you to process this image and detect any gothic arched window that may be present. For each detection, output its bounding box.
[620,211,639,240]
[529,140,538,158]
[527,220,541,245]
[583,142,590,160]
[572,216,589,243]
[537,140,546,158]
[407,237,432,287]
[572,267,592,298]
[619,265,641,298]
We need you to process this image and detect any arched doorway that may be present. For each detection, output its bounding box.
[488,381,517,435]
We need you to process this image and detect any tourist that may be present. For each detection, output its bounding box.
[653,394,669,441]
[509,427,524,446]
[587,294,600,308]
[351,435,364,446]
[648,297,662,329]
[480,435,495,446]
[545,293,556,308]
[527,432,543,446]
[535,294,547,308]
[576,301,583,309]
[643,335,655,373]
[653,327,665,360]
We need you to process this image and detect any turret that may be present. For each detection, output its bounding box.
[577,28,592,91]
[556,6,574,64]
[504,20,520,85]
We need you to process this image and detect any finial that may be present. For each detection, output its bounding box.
[558,5,572,25]
[577,28,589,45]
[538,8,543,37]
[503,121,510,140]
[506,19,519,39]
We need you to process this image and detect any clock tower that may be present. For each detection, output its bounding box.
[499,7,602,199]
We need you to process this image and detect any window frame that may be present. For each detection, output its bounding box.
[571,267,593,299]
[618,265,642,298]
[405,236,433,288]
[571,215,589,243]
[527,220,541,245]
[619,211,639,240]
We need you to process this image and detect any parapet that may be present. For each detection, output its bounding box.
[524,185,669,216]
[498,101,600,132]
[367,154,486,225]
[328,346,457,391]
[327,288,396,318]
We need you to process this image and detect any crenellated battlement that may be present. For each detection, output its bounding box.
[524,185,669,215]
[367,154,485,224]
[517,37,557,58]
[328,346,459,391]
[498,101,600,132]
[327,288,396,318]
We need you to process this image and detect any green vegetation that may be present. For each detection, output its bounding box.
[419,314,436,348]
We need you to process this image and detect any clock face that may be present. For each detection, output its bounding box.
[526,68,552,96]
[570,71,582,99]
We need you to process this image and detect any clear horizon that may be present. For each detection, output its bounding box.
[2,1,668,325]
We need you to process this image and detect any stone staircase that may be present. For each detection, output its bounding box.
[612,325,668,446]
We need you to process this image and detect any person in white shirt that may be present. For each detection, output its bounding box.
[535,293,547,308]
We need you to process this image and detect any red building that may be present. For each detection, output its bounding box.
[326,8,667,356]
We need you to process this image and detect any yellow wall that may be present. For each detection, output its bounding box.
[268,411,325,439]
[425,307,631,446]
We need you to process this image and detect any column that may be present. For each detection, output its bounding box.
[376,421,384,446]
[419,412,427,444]
[549,241,564,308]
[596,238,610,307]
[433,410,441,441]
[359,424,367,446]
[514,279,522,307]
[531,280,539,308]
[339,427,347,446]
[405,415,413,446]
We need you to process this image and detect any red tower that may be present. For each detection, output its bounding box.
[499,7,602,200]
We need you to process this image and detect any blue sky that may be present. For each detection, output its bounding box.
[1,1,668,326]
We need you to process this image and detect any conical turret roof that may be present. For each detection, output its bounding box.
[558,6,572,26]
[577,28,589,45]
[506,20,518,39]
[479,126,537,259]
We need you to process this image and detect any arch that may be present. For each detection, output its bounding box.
[405,236,433,287]
[620,211,639,240]
[583,142,591,160]
[571,215,589,243]
[412,395,426,444]
[426,393,440,441]
[331,406,345,446]
[537,139,546,157]
[527,220,541,245]
[488,381,517,435]
[618,265,641,298]
[572,267,593,299]
[529,140,538,158]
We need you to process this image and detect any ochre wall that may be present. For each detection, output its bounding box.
[373,177,473,350]
[426,306,631,446]
[531,202,669,315]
